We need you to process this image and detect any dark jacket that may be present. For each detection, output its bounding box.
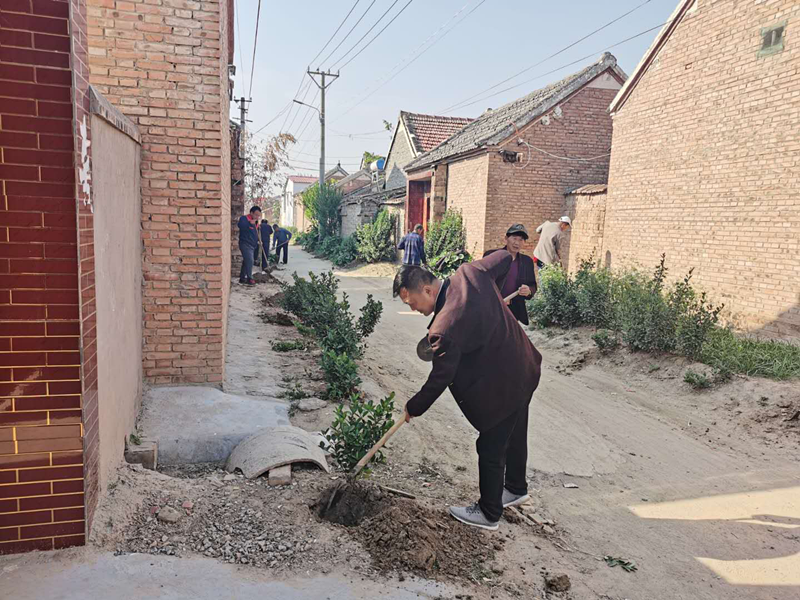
[272,227,292,247]
[258,222,272,250]
[406,251,543,432]
[482,248,537,325]
[238,215,259,247]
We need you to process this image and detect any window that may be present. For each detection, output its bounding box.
[759,22,786,57]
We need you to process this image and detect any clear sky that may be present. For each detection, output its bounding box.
[232,0,678,177]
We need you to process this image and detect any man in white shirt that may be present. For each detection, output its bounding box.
[533,216,571,270]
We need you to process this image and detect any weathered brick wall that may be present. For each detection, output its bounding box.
[386,122,414,191]
[562,188,607,273]
[0,0,95,554]
[87,0,232,383]
[605,0,800,338]
[482,84,618,257]
[444,155,489,257]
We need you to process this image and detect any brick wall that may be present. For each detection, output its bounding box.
[483,84,618,257]
[605,0,800,338]
[86,0,232,384]
[445,155,489,256]
[562,187,607,272]
[0,0,95,554]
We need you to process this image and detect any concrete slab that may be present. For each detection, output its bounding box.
[139,386,290,465]
[0,550,460,600]
[226,425,330,478]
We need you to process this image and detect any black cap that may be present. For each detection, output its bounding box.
[506,224,529,240]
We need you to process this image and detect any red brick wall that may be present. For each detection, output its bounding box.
[605,0,800,338]
[86,0,232,384]
[445,155,489,256]
[0,0,95,554]
[562,189,607,272]
[483,83,618,257]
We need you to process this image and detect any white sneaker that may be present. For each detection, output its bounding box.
[449,503,499,531]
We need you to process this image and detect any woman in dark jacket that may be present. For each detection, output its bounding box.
[483,224,537,325]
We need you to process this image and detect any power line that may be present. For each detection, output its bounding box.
[235,0,247,97]
[319,0,378,67]
[250,102,293,137]
[445,21,670,113]
[335,0,416,71]
[285,79,315,133]
[309,0,363,67]
[248,0,262,99]
[335,0,486,120]
[441,0,655,114]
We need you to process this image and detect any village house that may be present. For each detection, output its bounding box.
[338,111,472,238]
[0,0,235,554]
[588,0,799,339]
[404,53,626,257]
[280,164,348,231]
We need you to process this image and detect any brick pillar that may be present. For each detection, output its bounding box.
[0,0,97,554]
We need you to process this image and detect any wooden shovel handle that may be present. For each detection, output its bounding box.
[504,290,520,303]
[351,417,405,478]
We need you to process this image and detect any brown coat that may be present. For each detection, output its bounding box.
[406,251,543,432]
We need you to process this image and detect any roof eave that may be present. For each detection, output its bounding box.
[609,0,695,114]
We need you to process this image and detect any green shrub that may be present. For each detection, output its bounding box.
[425,209,471,277]
[356,209,397,263]
[330,236,359,266]
[527,266,580,328]
[322,393,396,471]
[302,183,342,239]
[701,328,800,380]
[279,270,382,359]
[592,329,619,354]
[271,340,307,352]
[684,368,712,390]
[574,257,614,328]
[320,351,362,402]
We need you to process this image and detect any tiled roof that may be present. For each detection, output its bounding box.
[402,112,474,155]
[341,186,405,207]
[567,184,607,195]
[287,175,317,183]
[336,168,371,187]
[405,53,624,171]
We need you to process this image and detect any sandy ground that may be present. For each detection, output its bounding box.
[3,247,798,600]
[270,248,800,600]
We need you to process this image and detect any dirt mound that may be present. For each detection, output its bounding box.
[316,483,500,578]
[263,291,286,307]
[260,311,294,326]
[253,271,279,284]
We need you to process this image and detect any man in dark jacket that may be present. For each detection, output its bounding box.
[397,223,426,266]
[271,224,292,264]
[237,206,262,285]
[254,219,272,273]
[394,251,543,530]
[483,224,537,325]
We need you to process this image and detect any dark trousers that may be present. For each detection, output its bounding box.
[254,245,269,271]
[239,243,255,282]
[276,243,288,264]
[476,401,530,522]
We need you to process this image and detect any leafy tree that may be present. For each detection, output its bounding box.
[301,182,342,239]
[362,151,384,167]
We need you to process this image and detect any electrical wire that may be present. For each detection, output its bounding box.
[235,0,247,97]
[334,0,416,71]
[309,0,363,67]
[441,0,655,114]
[517,140,610,162]
[335,0,486,121]
[248,0,262,99]
[444,21,670,113]
[318,0,378,67]
[285,79,315,133]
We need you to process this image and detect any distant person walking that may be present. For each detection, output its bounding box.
[272,224,292,265]
[237,206,264,285]
[483,224,537,325]
[255,218,272,273]
[533,216,572,270]
[398,223,427,266]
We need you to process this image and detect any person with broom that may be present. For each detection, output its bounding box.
[393,251,543,530]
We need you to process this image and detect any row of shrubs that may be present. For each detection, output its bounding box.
[530,255,800,381]
[296,207,473,278]
[278,270,395,471]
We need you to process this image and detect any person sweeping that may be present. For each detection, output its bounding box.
[393,251,543,530]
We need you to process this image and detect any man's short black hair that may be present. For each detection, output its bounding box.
[272,223,279,229]
[414,223,423,231]
[250,206,262,214]
[393,266,436,298]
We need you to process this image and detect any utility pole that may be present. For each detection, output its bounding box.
[236,96,250,160]
[307,70,339,190]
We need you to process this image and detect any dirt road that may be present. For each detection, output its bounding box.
[277,248,800,600]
